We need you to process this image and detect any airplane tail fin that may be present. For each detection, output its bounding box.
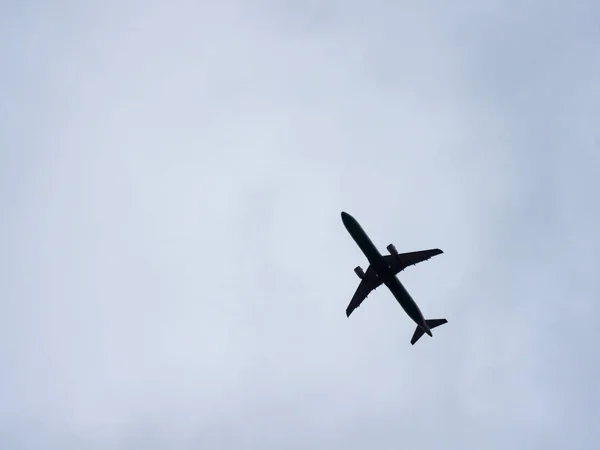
[410,318,448,345]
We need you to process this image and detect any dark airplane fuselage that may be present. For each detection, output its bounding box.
[341,212,428,330]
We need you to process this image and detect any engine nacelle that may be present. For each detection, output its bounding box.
[354,266,365,279]
[387,243,398,256]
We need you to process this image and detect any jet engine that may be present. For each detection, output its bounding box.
[387,243,398,256]
[354,266,365,279]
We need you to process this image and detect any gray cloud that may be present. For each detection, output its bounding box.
[1,0,599,448]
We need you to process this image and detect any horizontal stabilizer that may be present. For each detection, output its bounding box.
[410,318,448,345]
[426,318,447,330]
[410,327,425,345]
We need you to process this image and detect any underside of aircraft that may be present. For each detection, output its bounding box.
[346,244,443,318]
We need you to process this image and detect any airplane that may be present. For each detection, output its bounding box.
[341,211,447,345]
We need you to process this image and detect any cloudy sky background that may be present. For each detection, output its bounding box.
[1,1,599,448]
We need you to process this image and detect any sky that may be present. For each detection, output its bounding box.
[1,0,599,448]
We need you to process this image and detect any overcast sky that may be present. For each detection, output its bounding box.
[1,1,599,449]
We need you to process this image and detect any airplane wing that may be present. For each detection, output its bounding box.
[345,265,383,317]
[384,248,443,275]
